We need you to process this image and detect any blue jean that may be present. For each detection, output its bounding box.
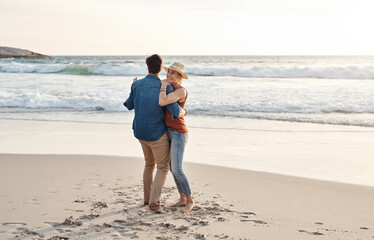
[168,128,191,196]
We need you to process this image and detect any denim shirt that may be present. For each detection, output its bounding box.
[123,74,182,141]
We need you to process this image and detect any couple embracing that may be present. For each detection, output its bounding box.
[123,54,193,213]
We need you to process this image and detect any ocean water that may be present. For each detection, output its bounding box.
[1,55,374,186]
[1,55,374,127]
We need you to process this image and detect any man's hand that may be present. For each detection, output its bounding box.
[133,77,138,82]
[179,108,187,117]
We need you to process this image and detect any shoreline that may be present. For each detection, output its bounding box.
[2,115,374,130]
[2,110,374,130]
[1,153,374,239]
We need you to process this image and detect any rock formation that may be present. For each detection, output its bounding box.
[0,46,53,59]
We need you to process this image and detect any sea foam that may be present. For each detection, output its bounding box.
[2,62,374,79]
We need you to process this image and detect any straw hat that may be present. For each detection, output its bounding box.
[163,62,188,79]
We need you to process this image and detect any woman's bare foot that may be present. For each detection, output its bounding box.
[182,201,194,212]
[170,200,187,207]
[169,193,187,207]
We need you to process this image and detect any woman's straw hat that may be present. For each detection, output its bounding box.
[163,62,188,79]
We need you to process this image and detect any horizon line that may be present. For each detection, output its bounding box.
[48,54,374,57]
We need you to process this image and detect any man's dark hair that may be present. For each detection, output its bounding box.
[146,54,162,74]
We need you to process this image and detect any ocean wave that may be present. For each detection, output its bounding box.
[0,90,124,112]
[0,62,148,76]
[1,87,373,128]
[185,66,374,79]
[0,62,66,73]
[1,89,374,115]
[2,62,374,79]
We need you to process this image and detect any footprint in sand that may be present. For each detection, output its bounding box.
[80,213,100,219]
[92,201,108,209]
[241,219,267,225]
[91,183,103,188]
[176,225,189,232]
[43,221,60,227]
[55,228,73,233]
[23,198,40,205]
[155,237,169,240]
[214,233,230,239]
[47,236,70,240]
[60,216,83,227]
[243,211,256,215]
[194,233,206,239]
[198,220,210,226]
[15,228,44,238]
[213,194,221,199]
[217,217,226,222]
[298,229,324,236]
[64,208,84,213]
[114,191,127,196]
[2,222,27,226]
[158,222,176,229]
[118,231,139,239]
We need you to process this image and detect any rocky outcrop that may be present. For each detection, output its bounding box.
[0,46,53,59]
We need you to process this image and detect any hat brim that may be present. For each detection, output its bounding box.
[163,67,188,79]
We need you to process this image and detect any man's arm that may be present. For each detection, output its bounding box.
[123,83,135,110]
[165,85,182,119]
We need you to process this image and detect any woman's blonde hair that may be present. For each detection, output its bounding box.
[176,73,183,84]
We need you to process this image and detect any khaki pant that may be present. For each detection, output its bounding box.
[139,132,170,210]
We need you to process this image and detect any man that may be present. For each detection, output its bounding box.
[123,54,185,213]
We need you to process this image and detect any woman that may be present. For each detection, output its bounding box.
[159,62,194,212]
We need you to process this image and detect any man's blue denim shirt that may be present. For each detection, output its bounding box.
[123,74,181,141]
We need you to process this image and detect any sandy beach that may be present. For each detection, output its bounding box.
[1,153,374,240]
[1,119,374,239]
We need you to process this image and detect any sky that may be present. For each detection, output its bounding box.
[1,0,374,55]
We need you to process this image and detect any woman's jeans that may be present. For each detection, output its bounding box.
[168,128,191,196]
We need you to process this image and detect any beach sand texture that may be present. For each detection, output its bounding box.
[1,153,374,240]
